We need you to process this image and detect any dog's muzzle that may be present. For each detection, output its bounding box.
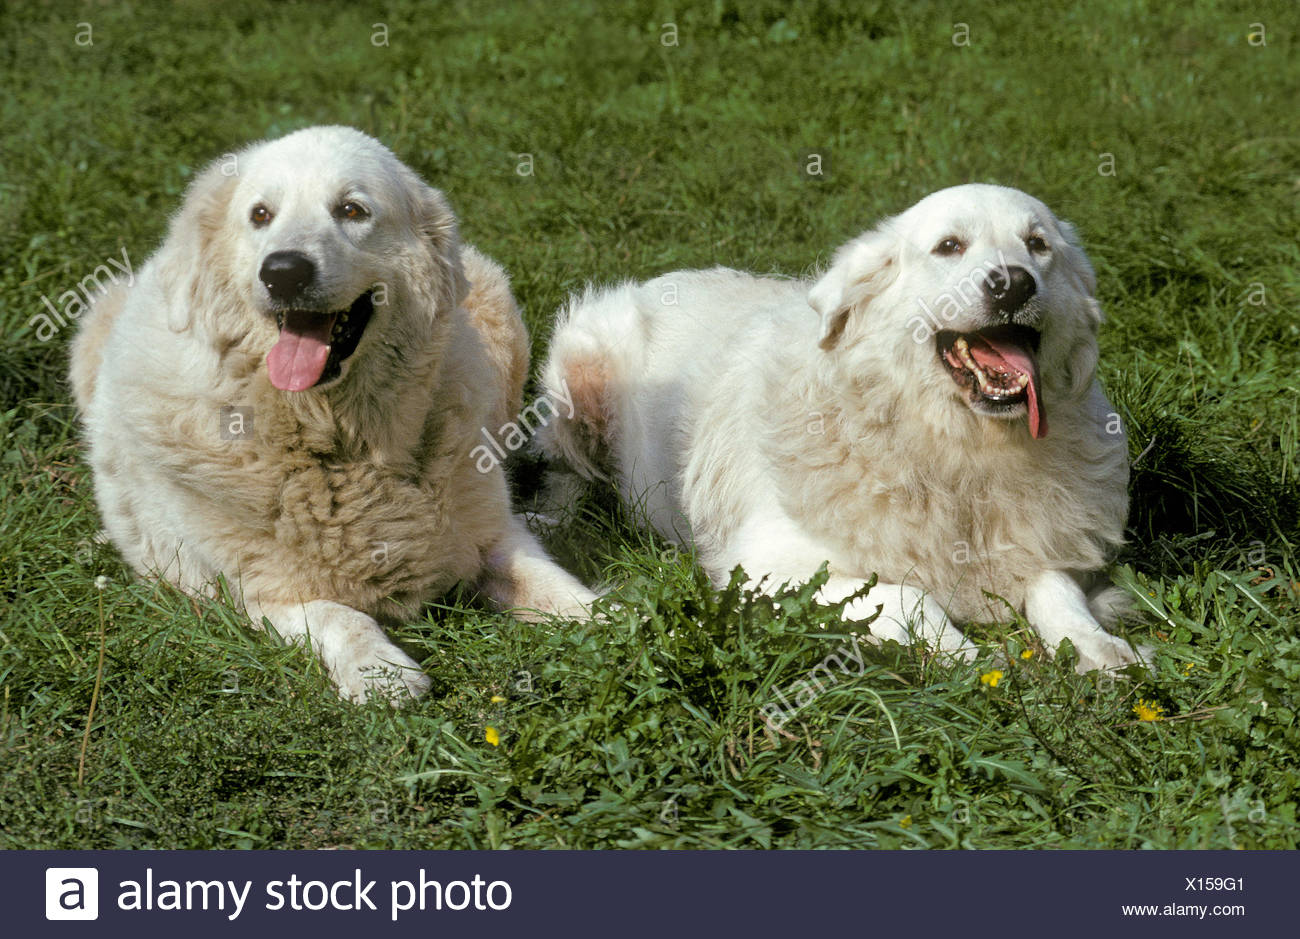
[935,324,1047,438]
[265,289,376,392]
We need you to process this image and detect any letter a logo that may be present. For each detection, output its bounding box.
[45,868,99,920]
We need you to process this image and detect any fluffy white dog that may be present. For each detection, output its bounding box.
[70,126,594,702]
[539,184,1144,671]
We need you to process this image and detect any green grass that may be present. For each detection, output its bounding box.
[1,0,1298,849]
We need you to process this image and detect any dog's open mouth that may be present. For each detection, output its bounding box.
[936,324,1047,438]
[266,290,375,392]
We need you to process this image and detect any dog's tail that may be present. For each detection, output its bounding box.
[536,282,644,480]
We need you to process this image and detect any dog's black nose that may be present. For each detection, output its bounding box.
[984,265,1036,314]
[259,251,316,303]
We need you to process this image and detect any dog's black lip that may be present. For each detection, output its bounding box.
[270,289,376,387]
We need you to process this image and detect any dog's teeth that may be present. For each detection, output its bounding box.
[957,345,988,387]
[1017,373,1029,388]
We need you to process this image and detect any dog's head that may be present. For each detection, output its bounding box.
[167,126,466,393]
[808,184,1101,439]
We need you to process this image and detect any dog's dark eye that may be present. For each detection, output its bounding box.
[1026,234,1050,253]
[933,237,965,256]
[334,201,370,221]
[250,205,273,227]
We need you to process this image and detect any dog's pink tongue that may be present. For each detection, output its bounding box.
[267,311,336,392]
[971,335,1047,439]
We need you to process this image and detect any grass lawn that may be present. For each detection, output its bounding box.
[1,0,1297,849]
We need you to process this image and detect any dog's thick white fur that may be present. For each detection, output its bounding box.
[540,184,1143,672]
[70,126,594,703]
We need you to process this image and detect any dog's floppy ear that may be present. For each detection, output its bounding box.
[807,224,899,350]
[1054,218,1104,398]
[410,181,469,315]
[155,158,242,333]
[1054,218,1098,298]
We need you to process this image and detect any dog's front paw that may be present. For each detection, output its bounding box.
[942,636,981,664]
[1070,631,1141,674]
[331,638,430,704]
[552,583,600,618]
[844,591,977,663]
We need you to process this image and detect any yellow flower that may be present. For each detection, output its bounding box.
[1182,663,1195,676]
[1020,649,1034,660]
[1133,699,1165,722]
[980,669,1003,688]
[485,726,501,746]
[899,815,912,829]
[490,694,506,703]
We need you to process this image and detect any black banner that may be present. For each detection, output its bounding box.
[13,850,1289,936]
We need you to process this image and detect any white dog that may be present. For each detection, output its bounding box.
[539,184,1144,672]
[70,126,594,702]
